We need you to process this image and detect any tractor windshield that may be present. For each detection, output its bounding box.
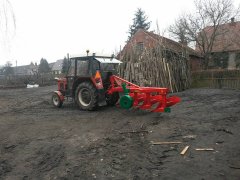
[100,63,118,72]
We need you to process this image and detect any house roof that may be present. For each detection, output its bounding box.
[145,30,199,56]
[122,29,200,57]
[49,62,54,69]
[197,21,240,53]
[52,59,63,71]
[13,64,38,75]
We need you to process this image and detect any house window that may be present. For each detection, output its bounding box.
[236,53,240,68]
[135,42,144,52]
[212,52,229,69]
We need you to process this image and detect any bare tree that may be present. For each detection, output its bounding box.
[3,61,14,75]
[168,0,239,69]
[169,16,188,45]
[0,0,16,50]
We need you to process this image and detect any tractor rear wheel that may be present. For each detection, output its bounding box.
[75,82,98,110]
[52,93,63,108]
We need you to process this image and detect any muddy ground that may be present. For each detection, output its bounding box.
[0,85,239,180]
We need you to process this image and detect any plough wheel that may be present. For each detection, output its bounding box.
[120,95,133,109]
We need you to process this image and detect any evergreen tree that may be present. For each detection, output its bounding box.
[128,8,151,40]
[61,57,69,74]
[38,58,50,73]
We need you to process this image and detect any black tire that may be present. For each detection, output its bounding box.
[52,93,63,108]
[75,82,98,110]
[106,92,119,106]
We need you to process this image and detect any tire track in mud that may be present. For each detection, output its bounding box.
[0,86,56,115]
[0,95,52,115]
[63,134,164,179]
[0,144,23,179]
[61,114,175,180]
[0,86,240,179]
[30,144,65,173]
[0,160,12,177]
[0,144,66,179]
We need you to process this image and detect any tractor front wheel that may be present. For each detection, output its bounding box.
[52,93,63,108]
[75,82,98,110]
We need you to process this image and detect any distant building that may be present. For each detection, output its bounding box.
[119,29,202,70]
[196,18,240,69]
[49,62,54,70]
[14,63,38,75]
[52,59,63,75]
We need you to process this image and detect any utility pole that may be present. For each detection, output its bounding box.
[15,60,17,75]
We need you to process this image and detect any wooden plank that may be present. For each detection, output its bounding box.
[151,141,182,145]
[167,63,173,93]
[180,146,190,155]
[119,130,148,134]
[195,148,214,151]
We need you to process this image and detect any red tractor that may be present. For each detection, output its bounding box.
[52,53,180,112]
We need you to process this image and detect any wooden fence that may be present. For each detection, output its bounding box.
[191,70,240,89]
[119,48,191,92]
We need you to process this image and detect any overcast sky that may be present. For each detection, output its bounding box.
[0,0,240,66]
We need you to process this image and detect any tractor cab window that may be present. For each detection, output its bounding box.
[68,60,75,76]
[101,63,118,72]
[92,60,100,71]
[77,60,89,76]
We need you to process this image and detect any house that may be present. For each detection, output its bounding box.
[118,29,195,91]
[51,59,63,75]
[49,62,55,70]
[119,29,202,70]
[14,62,38,75]
[196,18,240,69]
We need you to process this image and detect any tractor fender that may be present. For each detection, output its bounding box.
[54,91,65,102]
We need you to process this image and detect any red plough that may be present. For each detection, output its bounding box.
[107,75,181,112]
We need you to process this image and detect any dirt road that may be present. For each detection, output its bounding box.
[0,86,239,179]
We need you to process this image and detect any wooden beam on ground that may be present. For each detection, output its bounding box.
[195,148,214,151]
[180,146,190,155]
[119,130,148,134]
[151,141,182,145]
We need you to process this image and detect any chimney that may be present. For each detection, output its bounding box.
[231,17,235,23]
